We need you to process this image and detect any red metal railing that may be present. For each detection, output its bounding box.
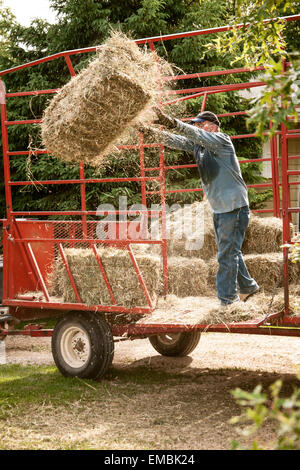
[0,14,299,332]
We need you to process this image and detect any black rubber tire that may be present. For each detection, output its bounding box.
[149,330,201,357]
[51,311,114,380]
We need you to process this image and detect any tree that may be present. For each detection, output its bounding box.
[2,0,295,221]
[0,0,18,222]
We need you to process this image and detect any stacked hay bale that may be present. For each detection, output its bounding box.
[151,200,217,260]
[41,31,173,167]
[46,199,298,321]
[208,253,300,292]
[166,257,212,297]
[148,200,298,302]
[49,246,161,308]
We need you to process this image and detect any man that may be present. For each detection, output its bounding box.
[146,107,259,306]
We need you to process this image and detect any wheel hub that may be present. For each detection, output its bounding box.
[156,332,181,346]
[61,326,91,368]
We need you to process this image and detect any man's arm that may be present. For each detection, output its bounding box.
[152,106,231,153]
[141,126,194,154]
[174,119,231,153]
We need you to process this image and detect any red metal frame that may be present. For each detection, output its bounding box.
[1,14,300,339]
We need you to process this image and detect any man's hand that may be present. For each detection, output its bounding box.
[153,106,176,129]
[138,125,156,140]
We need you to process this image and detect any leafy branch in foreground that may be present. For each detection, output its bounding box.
[283,236,300,311]
[247,56,300,138]
[291,245,300,264]
[231,370,300,450]
[231,236,300,449]
[206,0,295,67]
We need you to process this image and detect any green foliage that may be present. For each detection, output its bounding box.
[0,1,16,63]
[281,239,300,311]
[210,0,294,67]
[247,57,300,138]
[48,0,112,52]
[231,371,300,450]
[124,0,169,37]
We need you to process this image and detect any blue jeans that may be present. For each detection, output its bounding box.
[213,206,259,306]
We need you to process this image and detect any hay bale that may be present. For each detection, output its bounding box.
[50,246,160,307]
[41,31,172,166]
[150,200,217,260]
[208,252,300,292]
[166,256,212,297]
[150,201,289,260]
[242,215,293,254]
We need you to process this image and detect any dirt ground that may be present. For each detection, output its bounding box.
[2,331,300,450]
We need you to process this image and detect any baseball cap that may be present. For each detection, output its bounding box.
[190,111,220,127]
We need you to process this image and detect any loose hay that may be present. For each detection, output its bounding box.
[139,294,259,325]
[138,289,300,326]
[41,31,173,166]
[49,246,160,308]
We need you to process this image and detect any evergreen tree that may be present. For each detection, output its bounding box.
[1,0,296,222]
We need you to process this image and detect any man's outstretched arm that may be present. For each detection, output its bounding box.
[141,126,194,154]
[153,107,231,153]
[175,119,231,152]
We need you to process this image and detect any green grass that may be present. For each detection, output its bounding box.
[14,317,59,330]
[0,365,96,412]
[0,363,186,412]
[1,363,297,450]
[0,363,204,450]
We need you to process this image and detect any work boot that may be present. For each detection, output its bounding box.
[239,287,260,302]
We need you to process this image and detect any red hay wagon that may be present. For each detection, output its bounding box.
[0,15,300,380]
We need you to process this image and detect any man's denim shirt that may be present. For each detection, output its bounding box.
[160,119,249,214]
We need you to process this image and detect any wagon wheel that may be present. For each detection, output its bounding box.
[0,309,15,341]
[148,330,201,357]
[51,311,114,380]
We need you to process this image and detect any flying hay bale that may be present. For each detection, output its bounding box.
[41,31,173,166]
[49,246,161,307]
